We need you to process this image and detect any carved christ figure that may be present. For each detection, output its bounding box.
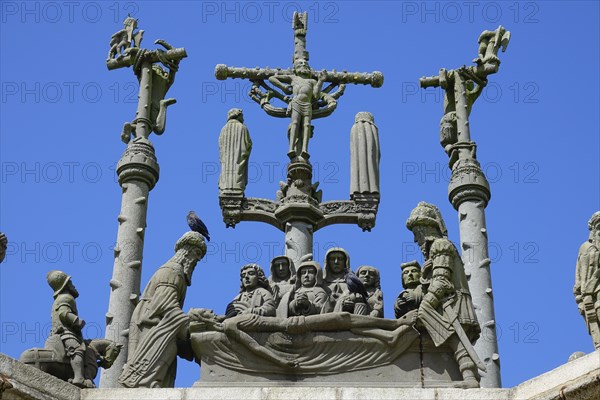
[268,60,327,160]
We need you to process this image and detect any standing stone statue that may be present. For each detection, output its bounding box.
[225,264,276,318]
[278,260,328,317]
[268,255,296,307]
[218,109,252,195]
[574,211,600,348]
[322,248,351,310]
[356,265,384,318]
[0,232,7,262]
[394,261,424,319]
[406,202,483,388]
[118,231,207,388]
[46,271,88,387]
[350,112,380,198]
[19,271,122,388]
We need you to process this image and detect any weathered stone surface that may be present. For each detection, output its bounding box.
[0,353,80,400]
[419,26,511,388]
[4,348,598,400]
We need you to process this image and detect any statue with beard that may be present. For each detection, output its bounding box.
[119,231,207,388]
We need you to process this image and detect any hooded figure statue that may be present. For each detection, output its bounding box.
[356,265,384,318]
[322,247,351,313]
[268,255,296,308]
[277,260,328,317]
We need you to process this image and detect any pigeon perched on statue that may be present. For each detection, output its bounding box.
[345,270,369,299]
[186,211,210,242]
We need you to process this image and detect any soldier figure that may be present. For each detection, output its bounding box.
[47,271,89,388]
[406,202,482,388]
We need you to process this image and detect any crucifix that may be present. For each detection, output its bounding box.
[419,25,511,389]
[215,12,382,161]
[215,12,383,266]
[100,17,187,388]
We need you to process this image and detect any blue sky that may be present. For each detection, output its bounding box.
[1,0,599,389]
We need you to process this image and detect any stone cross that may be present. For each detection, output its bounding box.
[215,12,383,267]
[419,25,510,389]
[100,17,187,389]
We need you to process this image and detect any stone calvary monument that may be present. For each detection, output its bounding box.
[3,11,600,400]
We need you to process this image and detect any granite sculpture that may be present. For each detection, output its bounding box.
[218,109,252,197]
[322,248,350,310]
[574,211,600,348]
[19,271,122,388]
[356,265,384,318]
[268,255,296,307]
[406,202,483,388]
[350,112,380,198]
[419,25,510,388]
[277,260,328,317]
[215,11,383,259]
[225,264,276,318]
[394,261,423,319]
[118,231,206,388]
[102,17,188,388]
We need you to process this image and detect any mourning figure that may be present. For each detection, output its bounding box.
[268,255,296,307]
[226,264,276,318]
[394,261,424,319]
[406,202,481,388]
[574,211,600,348]
[350,112,380,197]
[118,231,207,388]
[322,247,351,311]
[278,260,328,317]
[218,108,252,194]
[356,265,384,318]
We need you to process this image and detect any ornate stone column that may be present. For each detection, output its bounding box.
[100,17,186,387]
[420,26,511,388]
[101,138,158,387]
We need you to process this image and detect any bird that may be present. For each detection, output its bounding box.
[345,270,369,300]
[186,211,210,242]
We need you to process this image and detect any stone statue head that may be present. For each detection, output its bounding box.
[406,202,447,251]
[356,265,380,290]
[293,59,311,78]
[401,261,421,290]
[175,231,207,286]
[323,247,350,280]
[227,108,244,123]
[295,261,323,288]
[355,112,374,124]
[269,255,295,283]
[47,270,78,299]
[589,212,600,243]
[239,263,270,292]
[123,16,138,30]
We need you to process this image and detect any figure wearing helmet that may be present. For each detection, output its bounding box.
[406,202,481,388]
[46,270,88,387]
